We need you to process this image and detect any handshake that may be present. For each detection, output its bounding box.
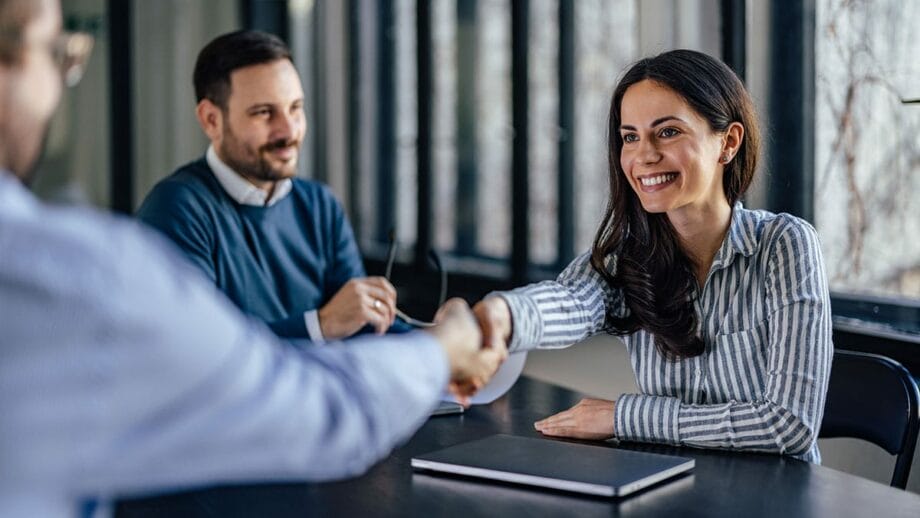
[314,276,515,404]
[425,297,514,405]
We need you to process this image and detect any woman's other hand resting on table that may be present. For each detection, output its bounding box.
[534,398,616,440]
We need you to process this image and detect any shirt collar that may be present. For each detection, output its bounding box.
[206,145,292,207]
[711,201,759,271]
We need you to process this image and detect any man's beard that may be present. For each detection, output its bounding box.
[218,124,300,183]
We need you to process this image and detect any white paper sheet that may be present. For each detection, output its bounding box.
[442,351,527,405]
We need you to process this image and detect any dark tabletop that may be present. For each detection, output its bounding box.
[116,376,920,518]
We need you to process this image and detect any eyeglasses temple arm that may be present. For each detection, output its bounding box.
[428,249,447,307]
[384,228,397,280]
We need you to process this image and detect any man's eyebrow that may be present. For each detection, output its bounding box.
[246,103,273,111]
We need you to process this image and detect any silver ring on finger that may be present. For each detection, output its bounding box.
[373,299,382,310]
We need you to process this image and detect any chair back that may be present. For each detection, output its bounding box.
[820,350,920,489]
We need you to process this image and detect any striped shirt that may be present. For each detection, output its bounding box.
[498,205,833,463]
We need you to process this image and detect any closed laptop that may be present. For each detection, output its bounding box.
[411,434,694,497]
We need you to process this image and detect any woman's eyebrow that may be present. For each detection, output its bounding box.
[620,115,687,131]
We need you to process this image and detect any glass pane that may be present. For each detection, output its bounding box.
[396,0,419,246]
[33,0,109,207]
[573,0,638,254]
[289,0,318,181]
[354,0,379,247]
[432,0,459,252]
[131,0,238,208]
[476,0,512,259]
[815,0,920,299]
[528,0,559,266]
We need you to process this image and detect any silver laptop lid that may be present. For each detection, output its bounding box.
[411,434,694,497]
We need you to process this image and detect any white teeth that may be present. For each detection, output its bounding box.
[640,173,677,186]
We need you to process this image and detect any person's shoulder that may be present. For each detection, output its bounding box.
[157,158,216,194]
[761,210,818,243]
[7,199,257,355]
[291,178,337,200]
[737,206,818,246]
[7,201,189,299]
[740,208,821,262]
[290,178,346,213]
[138,158,220,215]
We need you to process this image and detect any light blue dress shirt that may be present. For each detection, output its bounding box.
[0,170,448,517]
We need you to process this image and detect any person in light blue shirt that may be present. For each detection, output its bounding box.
[473,50,832,462]
[0,1,504,516]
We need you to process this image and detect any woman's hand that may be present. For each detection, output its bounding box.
[471,297,513,352]
[534,398,616,440]
[428,298,506,406]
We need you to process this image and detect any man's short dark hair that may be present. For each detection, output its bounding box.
[193,30,292,109]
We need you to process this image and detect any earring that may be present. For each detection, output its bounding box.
[721,153,730,163]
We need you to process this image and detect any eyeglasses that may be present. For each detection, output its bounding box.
[3,31,95,88]
[384,234,447,328]
[51,31,94,88]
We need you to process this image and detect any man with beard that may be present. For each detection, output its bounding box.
[0,1,505,514]
[137,30,399,342]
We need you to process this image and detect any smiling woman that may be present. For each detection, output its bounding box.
[618,83,740,216]
[473,49,833,463]
[596,49,761,358]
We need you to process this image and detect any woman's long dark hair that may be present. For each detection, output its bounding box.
[590,49,761,359]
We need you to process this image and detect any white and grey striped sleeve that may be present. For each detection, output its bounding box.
[492,252,625,353]
[614,220,833,458]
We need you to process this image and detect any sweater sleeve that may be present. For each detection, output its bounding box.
[323,187,367,298]
[314,186,412,336]
[266,312,313,340]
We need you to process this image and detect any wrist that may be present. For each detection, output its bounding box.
[611,399,617,438]
[425,328,461,378]
[487,296,513,343]
[317,306,336,339]
[304,310,326,344]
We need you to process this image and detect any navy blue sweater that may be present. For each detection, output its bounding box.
[136,158,366,338]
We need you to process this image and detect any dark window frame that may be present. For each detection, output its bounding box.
[102,0,918,367]
[108,0,133,214]
[352,0,919,368]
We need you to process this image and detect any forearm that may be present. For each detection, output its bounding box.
[270,308,407,342]
[267,311,312,339]
[495,252,618,352]
[498,282,602,352]
[614,394,818,456]
[273,333,449,478]
[82,328,448,496]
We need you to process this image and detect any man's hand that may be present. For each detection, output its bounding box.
[318,277,397,339]
[426,298,507,405]
[534,398,616,440]
[472,296,513,352]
